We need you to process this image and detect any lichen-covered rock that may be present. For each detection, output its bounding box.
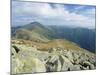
[81,61,95,69]
[12,58,24,74]
[59,55,73,71]
[70,65,82,71]
[11,41,96,74]
[45,55,60,72]
[12,56,46,74]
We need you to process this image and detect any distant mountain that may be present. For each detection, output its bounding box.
[48,26,96,53]
[11,22,96,53]
[11,22,56,42]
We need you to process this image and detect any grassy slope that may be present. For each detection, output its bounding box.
[12,22,95,52]
[12,39,86,52]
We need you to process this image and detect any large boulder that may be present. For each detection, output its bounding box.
[12,57,46,74]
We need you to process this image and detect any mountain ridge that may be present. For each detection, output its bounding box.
[11,22,96,53]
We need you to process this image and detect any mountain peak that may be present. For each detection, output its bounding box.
[23,21,45,30]
[29,22,42,26]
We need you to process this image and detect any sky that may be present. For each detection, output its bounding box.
[12,0,96,28]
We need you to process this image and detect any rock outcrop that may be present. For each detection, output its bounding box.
[11,40,96,74]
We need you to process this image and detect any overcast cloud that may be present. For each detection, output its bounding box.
[12,1,96,28]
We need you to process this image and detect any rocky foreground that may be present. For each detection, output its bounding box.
[11,40,96,74]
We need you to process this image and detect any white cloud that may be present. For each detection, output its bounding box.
[12,1,95,28]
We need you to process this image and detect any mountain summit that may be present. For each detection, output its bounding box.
[22,22,46,30]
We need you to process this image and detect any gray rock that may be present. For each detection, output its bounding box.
[70,65,81,71]
[82,61,95,69]
[11,43,96,74]
[59,55,73,71]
